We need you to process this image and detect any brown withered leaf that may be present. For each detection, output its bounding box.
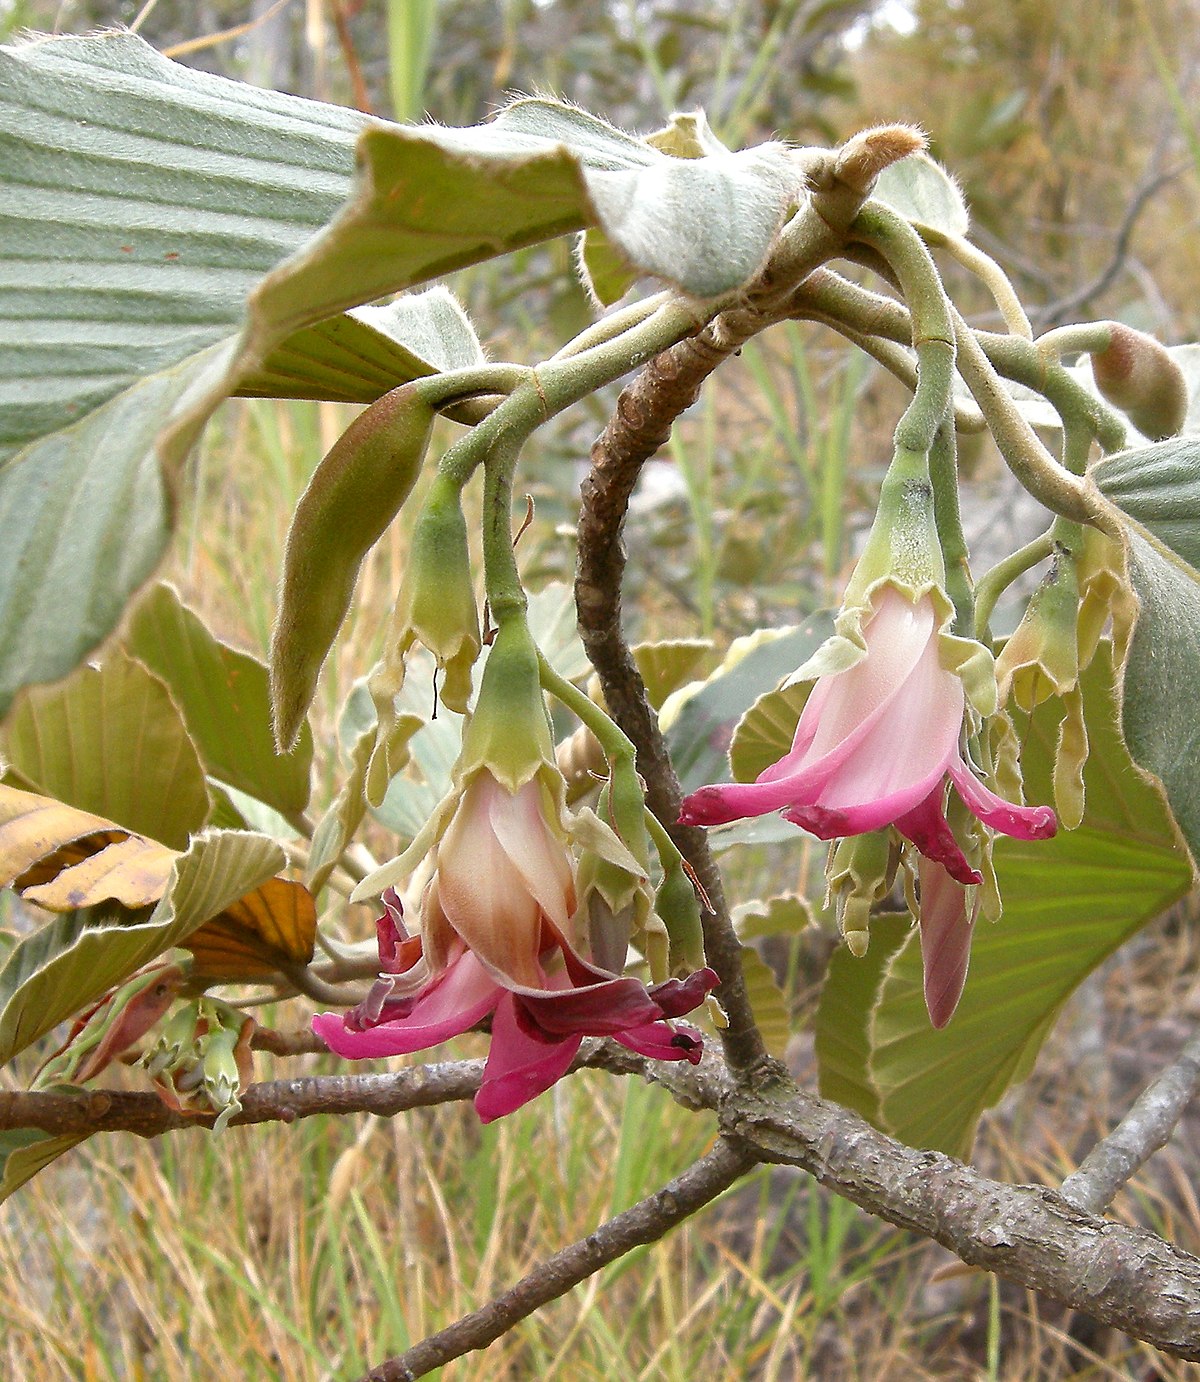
[0,783,315,982]
[187,877,316,980]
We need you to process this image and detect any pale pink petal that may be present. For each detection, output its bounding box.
[894,789,983,885]
[680,592,962,829]
[311,951,499,1059]
[437,777,544,986]
[918,859,979,1028]
[487,779,575,929]
[947,756,1058,840]
[475,994,581,1121]
[804,590,938,759]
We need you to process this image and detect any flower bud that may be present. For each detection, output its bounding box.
[387,473,481,715]
[825,830,897,957]
[144,998,255,1133]
[1091,324,1187,442]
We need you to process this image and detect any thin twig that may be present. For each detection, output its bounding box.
[1060,1028,1200,1215]
[361,1137,756,1381]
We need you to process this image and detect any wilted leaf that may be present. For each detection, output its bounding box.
[186,876,316,980]
[0,783,314,984]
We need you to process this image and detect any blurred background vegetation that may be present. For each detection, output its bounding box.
[3,2,1200,1377]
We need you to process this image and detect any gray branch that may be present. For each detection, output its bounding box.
[1060,1029,1200,1215]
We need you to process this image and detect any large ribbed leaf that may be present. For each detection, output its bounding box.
[814,649,1192,1158]
[0,34,801,719]
[1,649,209,849]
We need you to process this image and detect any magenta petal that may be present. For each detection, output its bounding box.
[475,994,582,1121]
[647,968,719,1017]
[918,860,979,1029]
[947,756,1058,840]
[616,1020,704,1063]
[894,788,983,886]
[515,976,666,1036]
[311,951,500,1060]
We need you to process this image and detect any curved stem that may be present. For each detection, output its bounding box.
[850,201,957,455]
[926,229,1033,339]
[929,424,974,636]
[974,530,1055,639]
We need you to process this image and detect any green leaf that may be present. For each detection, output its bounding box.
[732,892,814,940]
[631,639,716,710]
[0,1129,86,1204]
[662,616,830,793]
[241,288,485,402]
[1118,529,1200,863]
[1093,439,1200,861]
[1,650,209,850]
[815,914,911,1126]
[0,36,800,717]
[728,681,812,783]
[815,649,1192,1158]
[124,584,312,819]
[0,829,283,1067]
[1093,437,1200,568]
[739,946,792,1059]
[873,152,969,237]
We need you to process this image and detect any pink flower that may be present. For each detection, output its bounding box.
[679,587,1055,881]
[314,774,716,1121]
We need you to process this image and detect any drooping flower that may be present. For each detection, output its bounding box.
[314,836,716,1123]
[315,615,716,1120]
[679,585,1055,882]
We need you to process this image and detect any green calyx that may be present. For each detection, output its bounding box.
[842,447,947,612]
[460,614,555,794]
[995,547,1082,712]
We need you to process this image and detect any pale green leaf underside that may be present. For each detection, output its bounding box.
[0,1129,85,1204]
[873,152,969,238]
[1093,437,1200,863]
[0,34,800,719]
[815,650,1191,1159]
[0,829,282,1067]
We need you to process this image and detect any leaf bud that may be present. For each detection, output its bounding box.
[1090,324,1187,441]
